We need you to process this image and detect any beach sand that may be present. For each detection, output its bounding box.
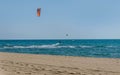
[0,52,120,75]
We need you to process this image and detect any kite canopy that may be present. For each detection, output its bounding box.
[37,8,41,17]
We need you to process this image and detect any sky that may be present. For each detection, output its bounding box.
[0,0,120,39]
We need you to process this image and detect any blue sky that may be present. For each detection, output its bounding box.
[0,0,120,39]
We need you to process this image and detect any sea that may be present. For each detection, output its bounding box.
[0,39,120,58]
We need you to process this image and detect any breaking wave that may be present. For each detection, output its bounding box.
[1,42,118,49]
[79,45,93,48]
[3,43,75,49]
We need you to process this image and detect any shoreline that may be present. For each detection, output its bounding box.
[1,52,120,59]
[0,52,120,75]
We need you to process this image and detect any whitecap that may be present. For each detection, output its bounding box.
[79,45,93,48]
[3,43,76,49]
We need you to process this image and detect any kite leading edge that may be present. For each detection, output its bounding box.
[37,8,41,17]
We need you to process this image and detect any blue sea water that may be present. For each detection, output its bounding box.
[0,39,120,58]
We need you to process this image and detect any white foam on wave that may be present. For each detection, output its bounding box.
[79,45,93,48]
[3,43,75,49]
[68,46,75,48]
[58,46,75,48]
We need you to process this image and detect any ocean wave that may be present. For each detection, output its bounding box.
[3,43,75,49]
[2,43,118,49]
[79,45,93,48]
[79,45,118,48]
[105,46,117,48]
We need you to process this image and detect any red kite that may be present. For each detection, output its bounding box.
[37,8,41,17]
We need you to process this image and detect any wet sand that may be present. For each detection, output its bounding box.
[0,52,120,75]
